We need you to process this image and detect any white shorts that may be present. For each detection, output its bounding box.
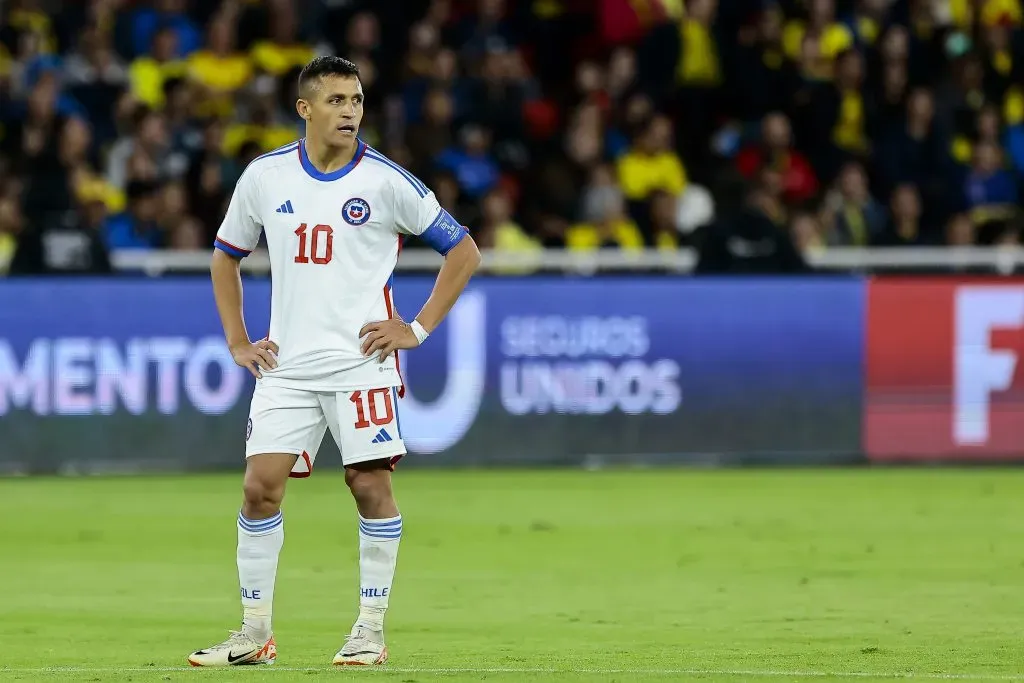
[245,382,406,477]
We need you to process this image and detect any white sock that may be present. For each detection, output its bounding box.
[237,510,284,641]
[356,514,402,632]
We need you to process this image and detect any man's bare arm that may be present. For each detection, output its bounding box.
[359,234,481,361]
[413,234,481,332]
[211,249,278,377]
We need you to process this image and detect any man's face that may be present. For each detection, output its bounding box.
[300,74,363,145]
[133,194,159,222]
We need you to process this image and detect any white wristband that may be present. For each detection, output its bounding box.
[410,319,429,345]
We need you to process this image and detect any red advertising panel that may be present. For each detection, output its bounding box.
[866,279,1024,461]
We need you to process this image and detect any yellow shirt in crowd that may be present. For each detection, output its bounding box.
[223,125,299,157]
[783,21,853,61]
[250,42,315,76]
[130,58,188,109]
[188,51,254,117]
[677,18,721,86]
[616,151,687,201]
[76,173,126,214]
[566,221,677,252]
[491,221,543,274]
[833,90,868,153]
[567,220,645,251]
[0,233,15,274]
[8,9,57,53]
[950,0,1022,28]
[784,20,853,80]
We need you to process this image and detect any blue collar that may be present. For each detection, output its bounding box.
[298,138,365,181]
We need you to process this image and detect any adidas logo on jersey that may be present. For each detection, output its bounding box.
[275,200,295,214]
[371,428,393,444]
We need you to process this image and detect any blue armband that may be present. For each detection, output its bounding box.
[420,209,467,255]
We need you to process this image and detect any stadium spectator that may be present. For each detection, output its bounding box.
[455,0,516,62]
[106,105,178,191]
[340,11,382,80]
[569,163,643,251]
[736,112,819,207]
[873,87,949,204]
[162,78,202,158]
[464,45,535,151]
[129,26,187,110]
[8,182,112,276]
[436,123,501,200]
[951,104,1004,168]
[617,114,687,240]
[880,183,926,245]
[2,0,56,66]
[696,168,808,274]
[249,1,315,77]
[475,186,539,273]
[871,35,909,131]
[64,24,128,89]
[406,87,457,172]
[937,53,989,150]
[784,0,854,82]
[187,16,252,119]
[103,178,164,250]
[823,161,886,246]
[671,0,721,167]
[405,21,442,88]
[805,47,869,181]
[566,186,644,251]
[19,108,94,231]
[733,5,799,121]
[962,140,1019,239]
[60,116,123,217]
[130,0,201,60]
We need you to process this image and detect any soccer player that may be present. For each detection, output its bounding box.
[187,56,480,667]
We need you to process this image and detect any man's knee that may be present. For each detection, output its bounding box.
[241,454,294,518]
[345,462,392,509]
[242,477,284,515]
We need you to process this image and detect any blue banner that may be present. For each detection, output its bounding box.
[0,277,866,473]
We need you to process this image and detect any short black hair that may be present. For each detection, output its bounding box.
[126,179,161,201]
[298,56,360,97]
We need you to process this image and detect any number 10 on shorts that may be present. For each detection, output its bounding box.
[350,389,395,429]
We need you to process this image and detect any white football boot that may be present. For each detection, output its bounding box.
[187,630,276,667]
[332,625,388,666]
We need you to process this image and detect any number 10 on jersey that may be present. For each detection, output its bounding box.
[350,389,394,429]
[294,223,334,264]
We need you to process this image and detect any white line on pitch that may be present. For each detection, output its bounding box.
[1,668,1024,680]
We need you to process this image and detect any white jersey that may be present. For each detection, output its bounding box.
[215,138,467,392]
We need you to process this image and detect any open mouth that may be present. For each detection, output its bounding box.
[337,124,356,133]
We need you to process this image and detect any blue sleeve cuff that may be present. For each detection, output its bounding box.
[420,209,468,255]
[214,238,252,259]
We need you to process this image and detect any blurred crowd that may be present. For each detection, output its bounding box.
[1,0,1023,275]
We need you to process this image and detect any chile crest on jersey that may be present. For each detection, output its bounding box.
[342,197,371,226]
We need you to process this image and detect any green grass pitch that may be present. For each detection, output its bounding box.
[1,469,1023,682]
